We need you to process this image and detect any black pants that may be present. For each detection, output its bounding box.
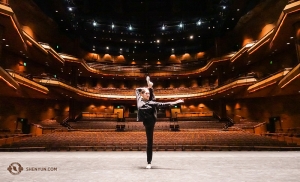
[145,124,155,164]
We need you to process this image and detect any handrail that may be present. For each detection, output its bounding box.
[212,112,221,121]
[256,68,291,82]
[62,117,70,123]
[33,76,256,99]
[82,112,118,118]
[74,113,82,121]
[58,51,231,77]
[218,75,255,88]
[6,70,49,93]
[253,122,267,129]
[225,116,234,123]
[176,112,213,117]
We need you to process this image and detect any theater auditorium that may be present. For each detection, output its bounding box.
[0,0,300,181]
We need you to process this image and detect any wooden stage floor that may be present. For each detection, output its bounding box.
[0,151,299,182]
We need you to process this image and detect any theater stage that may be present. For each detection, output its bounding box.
[0,151,299,182]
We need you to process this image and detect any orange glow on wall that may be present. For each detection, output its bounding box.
[169,54,180,63]
[18,60,26,72]
[259,24,275,39]
[116,55,125,63]
[22,26,34,38]
[182,53,191,61]
[198,103,205,108]
[84,53,100,61]
[196,52,205,59]
[103,54,112,61]
[242,37,253,47]
[234,103,241,110]
[296,28,300,40]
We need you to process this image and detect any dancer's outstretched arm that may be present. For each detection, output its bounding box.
[148,99,184,108]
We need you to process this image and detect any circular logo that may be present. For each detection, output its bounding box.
[7,162,23,175]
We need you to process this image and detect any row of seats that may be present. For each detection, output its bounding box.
[6,131,292,150]
[275,127,300,137]
[68,121,225,131]
[77,85,217,96]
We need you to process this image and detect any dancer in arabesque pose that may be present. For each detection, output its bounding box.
[135,76,184,169]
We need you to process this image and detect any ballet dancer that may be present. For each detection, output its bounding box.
[135,76,184,169]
